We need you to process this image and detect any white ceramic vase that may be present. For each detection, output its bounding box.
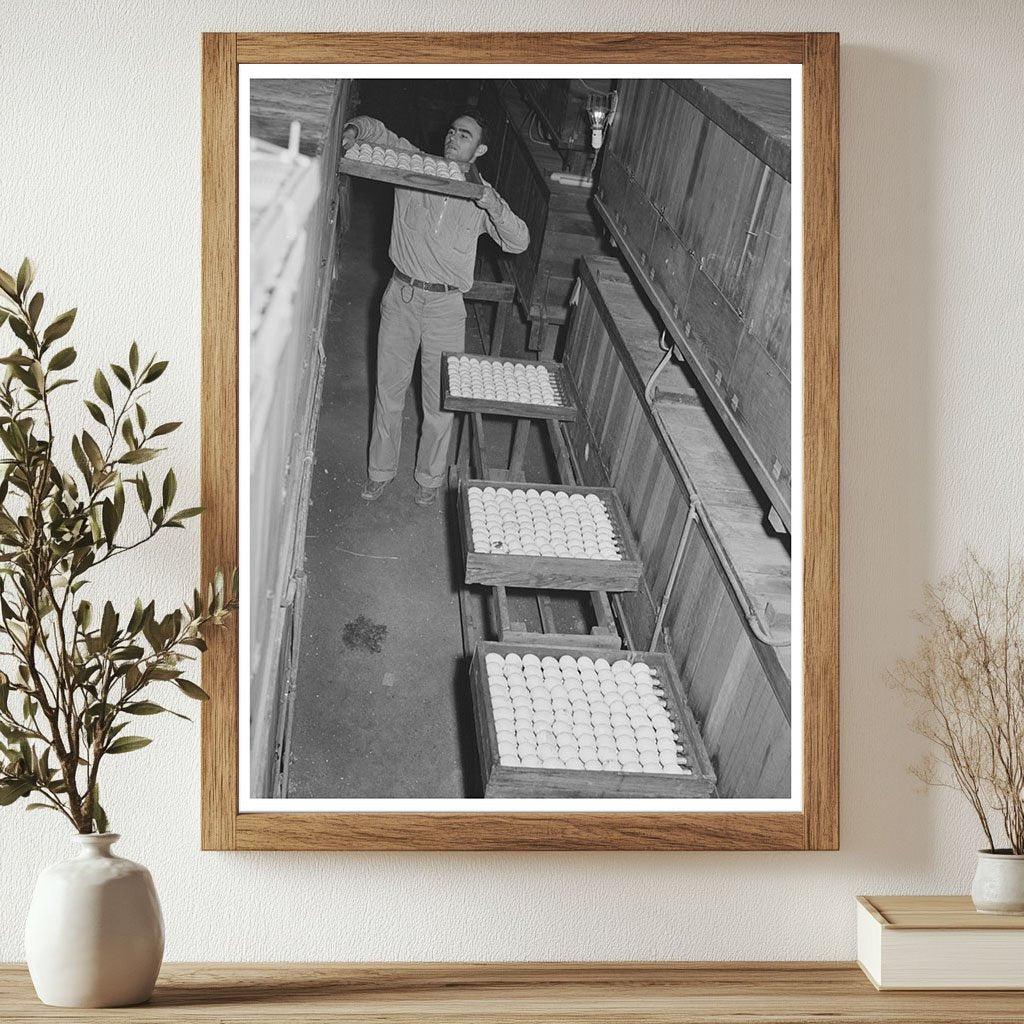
[25,833,164,1007]
[971,850,1024,915]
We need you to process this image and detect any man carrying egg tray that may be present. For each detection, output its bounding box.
[343,111,530,507]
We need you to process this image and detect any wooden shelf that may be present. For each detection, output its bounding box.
[2,962,1022,1022]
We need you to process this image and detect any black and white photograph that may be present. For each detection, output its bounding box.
[244,69,798,808]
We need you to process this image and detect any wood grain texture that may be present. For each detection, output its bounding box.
[200,32,239,852]
[801,32,840,852]
[3,962,1023,1023]
[236,33,808,64]
[860,896,1024,930]
[201,32,839,851]
[232,810,805,851]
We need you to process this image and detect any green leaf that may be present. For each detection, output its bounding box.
[0,268,18,300]
[142,360,168,383]
[162,468,176,508]
[113,475,125,522]
[100,601,117,647]
[136,473,152,513]
[71,435,92,482]
[136,404,147,432]
[168,507,203,524]
[0,779,33,805]
[93,369,113,409]
[101,498,116,546]
[0,309,9,331]
[48,345,76,371]
[84,400,107,427]
[26,803,61,813]
[8,317,31,345]
[16,258,34,298]
[105,735,152,755]
[118,448,158,465]
[150,421,182,438]
[27,291,43,328]
[176,679,210,701]
[42,308,77,344]
[81,431,105,472]
[91,785,108,834]
[121,418,137,449]
[124,700,178,717]
[129,342,139,375]
[110,363,131,389]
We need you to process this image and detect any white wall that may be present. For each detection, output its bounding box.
[2,0,1022,961]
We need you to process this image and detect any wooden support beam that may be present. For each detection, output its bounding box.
[509,418,531,481]
[470,412,489,478]
[545,418,576,485]
[536,593,557,634]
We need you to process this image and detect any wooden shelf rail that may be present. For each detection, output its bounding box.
[3,962,1022,1022]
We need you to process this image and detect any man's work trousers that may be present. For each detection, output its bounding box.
[368,276,466,489]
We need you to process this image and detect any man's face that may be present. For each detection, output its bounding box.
[444,116,487,164]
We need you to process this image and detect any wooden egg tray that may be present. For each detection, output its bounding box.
[339,145,486,200]
[469,640,716,799]
[441,353,579,422]
[457,478,642,593]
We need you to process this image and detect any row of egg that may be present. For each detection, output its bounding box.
[345,144,465,180]
[484,651,691,775]
[468,486,621,560]
[446,355,563,407]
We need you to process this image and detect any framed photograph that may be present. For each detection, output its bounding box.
[202,32,838,850]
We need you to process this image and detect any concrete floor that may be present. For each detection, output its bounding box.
[287,178,592,799]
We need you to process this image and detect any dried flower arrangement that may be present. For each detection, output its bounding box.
[895,551,1024,854]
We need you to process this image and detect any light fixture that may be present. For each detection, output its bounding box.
[585,90,618,151]
[550,87,619,188]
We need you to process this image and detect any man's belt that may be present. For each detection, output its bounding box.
[393,269,459,293]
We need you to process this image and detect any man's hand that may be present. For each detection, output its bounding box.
[341,127,358,151]
[474,186,503,214]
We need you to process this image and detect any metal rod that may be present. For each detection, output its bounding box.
[643,330,676,404]
[649,404,790,649]
[650,503,697,651]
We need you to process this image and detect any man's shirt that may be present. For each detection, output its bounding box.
[345,116,530,292]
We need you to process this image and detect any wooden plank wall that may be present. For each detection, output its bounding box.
[599,78,792,527]
[480,82,610,335]
[248,80,349,798]
[563,268,790,799]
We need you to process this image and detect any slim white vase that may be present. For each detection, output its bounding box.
[971,850,1024,915]
[25,833,164,1007]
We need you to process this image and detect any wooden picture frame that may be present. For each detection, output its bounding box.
[201,32,839,851]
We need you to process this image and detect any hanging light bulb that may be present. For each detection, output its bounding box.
[585,90,618,151]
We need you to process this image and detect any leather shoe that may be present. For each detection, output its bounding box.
[360,478,389,501]
[414,484,439,506]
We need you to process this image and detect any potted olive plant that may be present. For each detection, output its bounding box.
[0,260,236,1005]
[895,551,1024,914]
